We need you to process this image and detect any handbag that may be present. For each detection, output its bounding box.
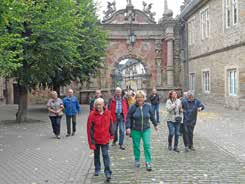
[57,110,64,116]
[175,116,182,122]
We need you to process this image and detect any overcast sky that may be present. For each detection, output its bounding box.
[95,0,184,21]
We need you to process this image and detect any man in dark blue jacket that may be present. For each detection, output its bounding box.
[63,89,81,136]
[182,91,205,152]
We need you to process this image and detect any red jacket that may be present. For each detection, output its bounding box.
[87,109,114,150]
[109,97,128,123]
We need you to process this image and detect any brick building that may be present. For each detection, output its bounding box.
[180,0,245,110]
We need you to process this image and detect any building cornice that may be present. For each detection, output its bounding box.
[180,0,210,20]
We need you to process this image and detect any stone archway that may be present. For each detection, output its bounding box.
[79,1,182,103]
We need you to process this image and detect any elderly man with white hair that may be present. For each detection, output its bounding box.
[87,98,113,180]
[109,87,128,150]
[63,89,81,137]
[181,91,205,152]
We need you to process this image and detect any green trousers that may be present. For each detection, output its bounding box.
[131,128,151,163]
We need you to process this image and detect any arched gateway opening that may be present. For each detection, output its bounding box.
[112,57,149,91]
[79,1,182,103]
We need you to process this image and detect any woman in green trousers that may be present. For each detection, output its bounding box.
[126,90,158,171]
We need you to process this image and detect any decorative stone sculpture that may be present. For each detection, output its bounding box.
[126,0,132,5]
[142,1,156,20]
[103,1,116,20]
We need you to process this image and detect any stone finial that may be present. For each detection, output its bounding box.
[162,0,173,18]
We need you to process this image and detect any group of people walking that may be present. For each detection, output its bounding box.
[47,89,81,139]
[46,87,204,181]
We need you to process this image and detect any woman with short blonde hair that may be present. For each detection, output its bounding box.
[126,90,158,171]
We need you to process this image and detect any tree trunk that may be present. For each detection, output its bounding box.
[16,85,28,123]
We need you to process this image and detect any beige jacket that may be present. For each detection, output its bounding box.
[165,99,182,122]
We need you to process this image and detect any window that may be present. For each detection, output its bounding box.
[227,69,237,96]
[202,71,210,93]
[188,17,195,45]
[201,8,209,39]
[232,0,238,25]
[226,0,231,28]
[189,73,196,91]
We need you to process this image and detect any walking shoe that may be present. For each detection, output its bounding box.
[168,145,172,151]
[71,132,75,136]
[56,135,61,139]
[105,173,111,180]
[145,162,152,171]
[66,134,70,137]
[173,147,180,152]
[185,147,190,152]
[94,170,101,176]
[134,160,140,168]
[189,146,196,151]
[119,145,125,150]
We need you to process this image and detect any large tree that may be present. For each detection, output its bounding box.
[0,0,107,123]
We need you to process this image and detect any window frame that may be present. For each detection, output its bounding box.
[200,7,210,40]
[202,70,211,94]
[227,68,238,96]
[189,72,196,92]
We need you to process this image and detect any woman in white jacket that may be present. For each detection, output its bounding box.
[165,91,182,152]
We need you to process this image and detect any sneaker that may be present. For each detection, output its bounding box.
[71,132,75,136]
[173,147,180,152]
[94,170,101,176]
[135,160,140,168]
[56,135,61,139]
[66,134,70,137]
[189,146,196,151]
[105,173,111,180]
[145,162,152,171]
[119,145,125,150]
[185,147,190,152]
[168,145,172,151]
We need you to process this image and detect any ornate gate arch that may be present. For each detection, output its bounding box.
[80,1,182,103]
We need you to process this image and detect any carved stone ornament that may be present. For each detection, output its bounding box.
[142,1,156,21]
[103,1,116,21]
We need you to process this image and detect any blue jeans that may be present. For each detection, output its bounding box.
[49,116,62,136]
[113,114,125,146]
[151,104,160,123]
[167,121,180,148]
[94,144,112,175]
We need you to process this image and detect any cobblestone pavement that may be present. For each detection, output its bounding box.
[1,104,245,184]
[0,105,92,184]
[88,104,245,184]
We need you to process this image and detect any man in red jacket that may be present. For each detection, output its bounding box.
[109,87,128,150]
[87,98,113,180]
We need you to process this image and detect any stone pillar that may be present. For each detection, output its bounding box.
[166,27,174,87]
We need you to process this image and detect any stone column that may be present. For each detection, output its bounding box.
[166,27,174,87]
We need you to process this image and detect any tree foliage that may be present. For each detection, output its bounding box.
[0,0,107,122]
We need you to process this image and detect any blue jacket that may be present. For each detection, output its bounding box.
[181,98,205,127]
[63,96,81,116]
[126,103,157,131]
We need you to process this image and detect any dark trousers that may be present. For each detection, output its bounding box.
[66,115,76,134]
[49,116,62,136]
[183,124,195,148]
[113,114,124,146]
[151,104,160,123]
[94,144,111,175]
[167,121,180,148]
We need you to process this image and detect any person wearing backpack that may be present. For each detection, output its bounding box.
[126,90,158,171]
